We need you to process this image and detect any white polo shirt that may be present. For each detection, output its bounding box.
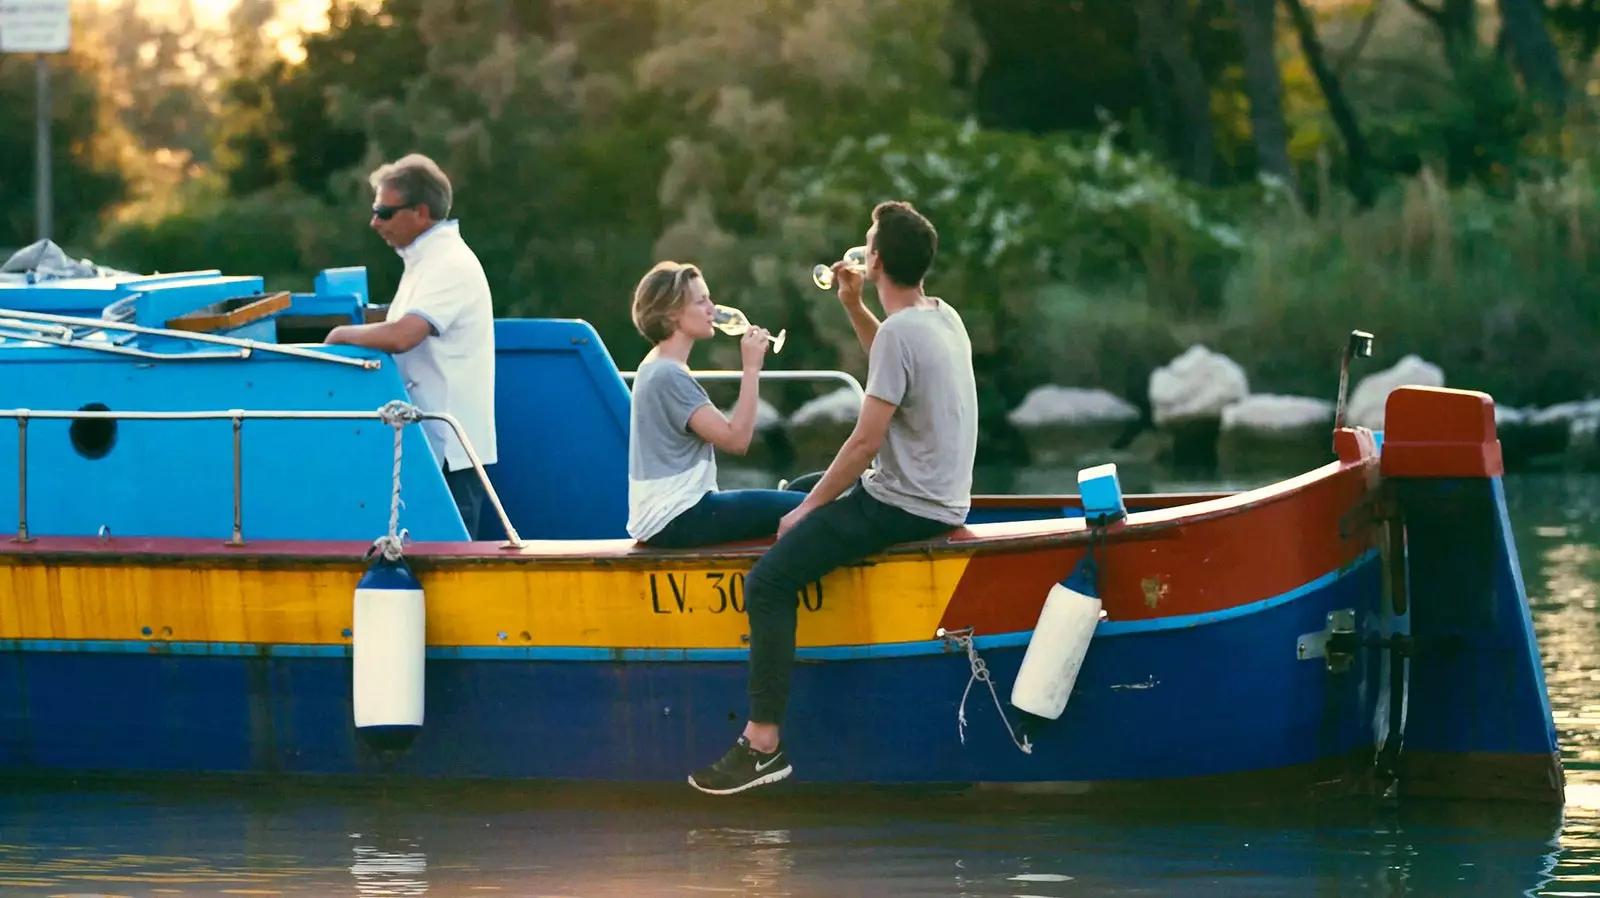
[385,220,498,472]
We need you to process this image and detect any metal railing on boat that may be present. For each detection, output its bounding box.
[0,406,523,550]
[1,371,864,548]
[0,306,381,370]
[618,368,867,402]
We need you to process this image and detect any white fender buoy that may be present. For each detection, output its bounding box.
[1010,576,1103,721]
[352,554,426,752]
[1010,463,1123,721]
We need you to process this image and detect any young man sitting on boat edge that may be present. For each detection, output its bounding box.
[625,261,806,548]
[688,201,980,796]
[322,154,498,540]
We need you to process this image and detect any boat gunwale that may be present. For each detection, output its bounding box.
[0,455,1374,569]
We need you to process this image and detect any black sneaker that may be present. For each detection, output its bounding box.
[687,736,792,795]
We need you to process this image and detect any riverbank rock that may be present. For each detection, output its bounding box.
[1148,345,1249,469]
[1570,414,1600,471]
[785,387,860,466]
[714,397,783,432]
[1218,394,1336,473]
[716,397,786,467]
[1503,399,1600,471]
[1495,404,1556,469]
[1345,355,1445,431]
[1006,385,1142,466]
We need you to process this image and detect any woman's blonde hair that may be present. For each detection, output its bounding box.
[631,261,703,344]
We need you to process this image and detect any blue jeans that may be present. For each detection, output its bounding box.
[444,464,486,540]
[644,488,808,549]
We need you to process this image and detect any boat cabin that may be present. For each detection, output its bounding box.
[0,263,1199,546]
[0,264,644,543]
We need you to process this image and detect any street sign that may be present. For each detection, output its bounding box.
[0,0,67,242]
[0,0,71,54]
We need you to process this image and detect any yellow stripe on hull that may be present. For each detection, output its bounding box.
[0,555,972,650]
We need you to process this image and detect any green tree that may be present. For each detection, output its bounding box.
[0,52,129,250]
[325,0,671,331]
[214,0,430,199]
[88,0,223,169]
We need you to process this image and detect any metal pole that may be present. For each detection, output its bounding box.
[13,415,30,544]
[35,54,52,244]
[1333,330,1375,433]
[0,307,380,369]
[228,412,244,546]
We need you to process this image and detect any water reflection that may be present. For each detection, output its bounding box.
[685,828,794,896]
[350,838,428,896]
[1509,474,1600,773]
[0,767,1581,895]
[0,474,1598,895]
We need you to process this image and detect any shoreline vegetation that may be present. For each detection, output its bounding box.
[3,0,1599,481]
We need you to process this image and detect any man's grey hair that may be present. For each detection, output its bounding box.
[368,153,453,220]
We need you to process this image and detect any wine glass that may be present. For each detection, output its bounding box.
[811,245,868,290]
[714,304,787,354]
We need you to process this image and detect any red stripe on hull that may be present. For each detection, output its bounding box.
[940,458,1379,634]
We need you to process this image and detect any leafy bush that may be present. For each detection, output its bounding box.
[781,115,1247,309]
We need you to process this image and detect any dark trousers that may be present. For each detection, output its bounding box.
[645,488,808,549]
[745,481,956,726]
[444,464,487,540]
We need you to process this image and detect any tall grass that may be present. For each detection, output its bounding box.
[1212,162,1600,407]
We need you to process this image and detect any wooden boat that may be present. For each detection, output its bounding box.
[0,259,1564,804]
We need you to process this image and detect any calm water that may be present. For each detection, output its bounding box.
[3,472,1600,897]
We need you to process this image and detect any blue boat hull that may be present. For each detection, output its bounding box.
[0,554,1387,787]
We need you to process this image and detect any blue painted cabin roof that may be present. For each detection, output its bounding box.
[0,265,633,543]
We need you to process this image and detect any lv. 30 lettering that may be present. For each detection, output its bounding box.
[647,572,826,615]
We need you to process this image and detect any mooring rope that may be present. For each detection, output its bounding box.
[937,627,1033,755]
[371,399,424,561]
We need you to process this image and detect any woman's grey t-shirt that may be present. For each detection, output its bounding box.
[626,357,718,541]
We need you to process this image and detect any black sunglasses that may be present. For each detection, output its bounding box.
[372,202,416,221]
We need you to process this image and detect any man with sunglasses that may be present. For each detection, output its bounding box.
[325,153,498,539]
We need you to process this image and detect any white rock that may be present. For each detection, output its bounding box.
[789,387,861,427]
[1345,355,1445,430]
[1495,405,1529,427]
[1569,415,1600,471]
[1527,399,1600,427]
[1221,394,1334,432]
[1006,386,1139,428]
[718,397,783,431]
[1147,345,1249,425]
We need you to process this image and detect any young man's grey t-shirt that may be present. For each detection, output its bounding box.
[859,299,978,526]
[626,358,717,541]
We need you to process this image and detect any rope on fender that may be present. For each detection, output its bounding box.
[370,400,424,562]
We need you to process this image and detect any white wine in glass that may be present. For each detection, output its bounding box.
[714,304,787,354]
[811,245,868,290]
